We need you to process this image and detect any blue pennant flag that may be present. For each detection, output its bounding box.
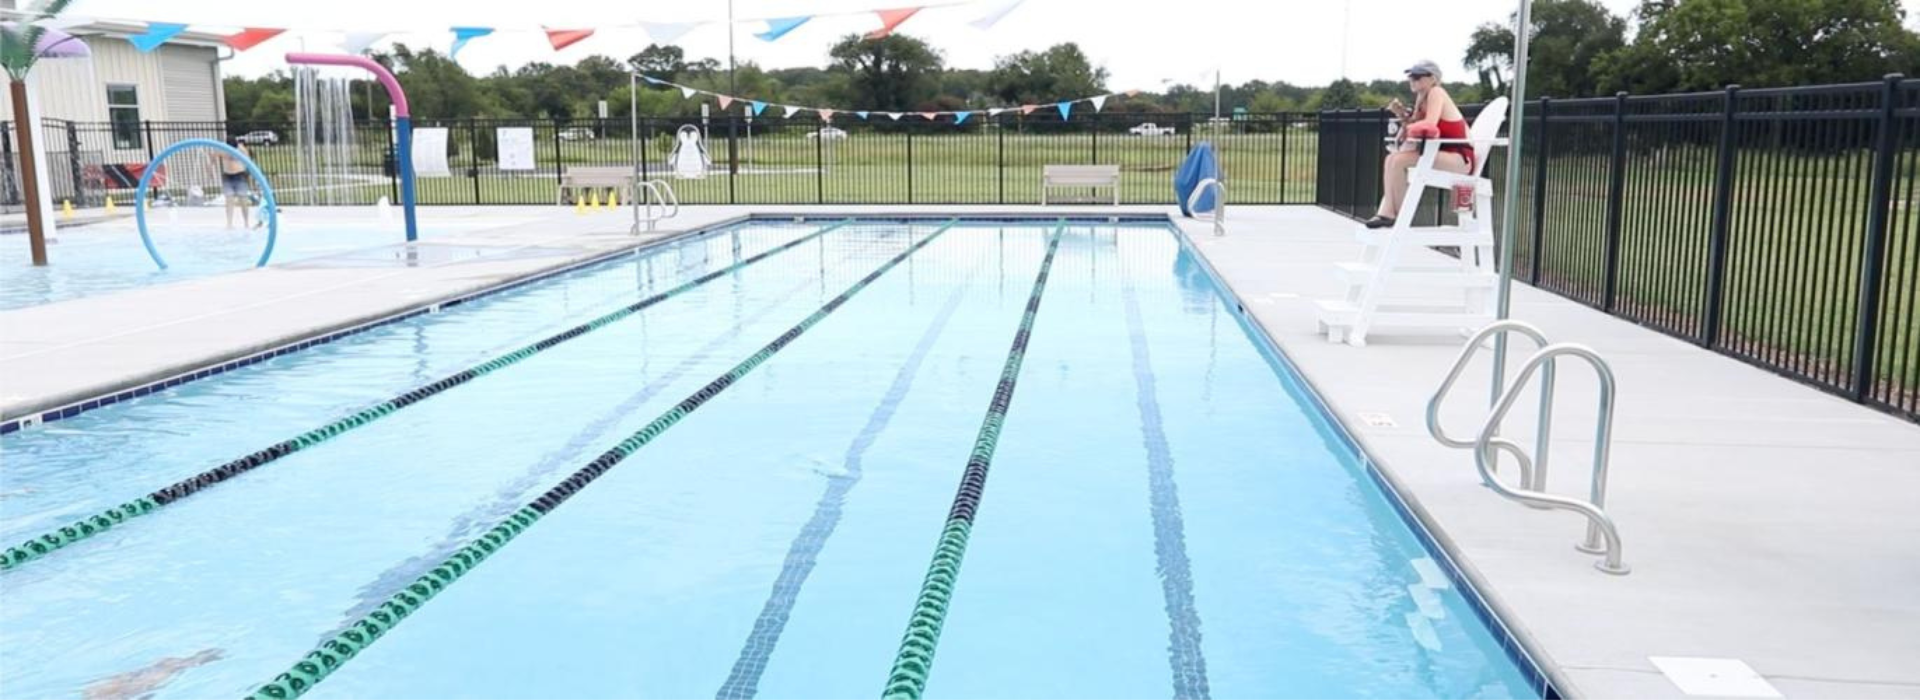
[449,27,494,58]
[641,75,667,85]
[129,22,188,52]
[855,111,870,120]
[750,101,769,117]
[754,16,812,41]
[954,111,972,125]
[1056,101,1073,120]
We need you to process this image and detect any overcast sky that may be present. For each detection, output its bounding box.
[56,0,1920,92]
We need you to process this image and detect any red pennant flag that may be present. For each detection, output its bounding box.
[223,27,285,52]
[544,27,595,51]
[717,95,735,110]
[919,112,938,120]
[866,7,922,39]
[1019,104,1038,115]
[818,109,836,122]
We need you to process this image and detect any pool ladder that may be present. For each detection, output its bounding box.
[1427,320,1629,575]
[1188,177,1227,237]
[631,179,681,234]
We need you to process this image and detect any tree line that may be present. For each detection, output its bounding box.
[224,0,1920,124]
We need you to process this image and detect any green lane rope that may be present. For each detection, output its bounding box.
[882,223,1065,700]
[243,220,958,700]
[0,220,852,573]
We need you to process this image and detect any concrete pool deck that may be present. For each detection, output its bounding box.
[1,204,1914,698]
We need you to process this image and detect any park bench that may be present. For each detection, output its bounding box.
[1040,164,1121,205]
[557,165,636,205]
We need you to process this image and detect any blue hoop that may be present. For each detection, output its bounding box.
[134,138,279,270]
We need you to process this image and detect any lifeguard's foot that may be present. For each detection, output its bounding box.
[1363,215,1395,229]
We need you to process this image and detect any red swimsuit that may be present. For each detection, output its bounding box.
[1435,118,1474,172]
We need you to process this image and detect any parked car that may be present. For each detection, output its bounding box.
[559,128,596,141]
[805,126,849,140]
[234,130,279,145]
[1128,122,1176,137]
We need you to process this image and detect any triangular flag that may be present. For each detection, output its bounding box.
[340,32,387,54]
[222,27,284,52]
[449,27,493,58]
[970,0,1026,30]
[680,86,698,99]
[818,109,835,122]
[544,27,595,51]
[920,112,938,120]
[783,105,802,118]
[856,111,870,120]
[717,95,734,110]
[1057,101,1073,119]
[129,22,188,52]
[866,7,922,39]
[988,108,1006,117]
[887,112,903,121]
[755,16,812,42]
[750,101,768,116]
[641,75,667,85]
[641,22,699,43]
[1091,95,1109,112]
[954,111,971,125]
[1020,105,1038,115]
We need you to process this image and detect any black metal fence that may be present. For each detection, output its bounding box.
[1317,75,1920,421]
[3,112,1319,210]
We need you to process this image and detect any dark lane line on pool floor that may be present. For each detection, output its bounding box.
[244,220,960,700]
[881,223,1065,700]
[325,234,907,640]
[0,220,855,573]
[714,235,988,700]
[1122,279,1213,700]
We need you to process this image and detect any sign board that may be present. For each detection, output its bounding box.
[497,127,536,171]
[412,127,450,177]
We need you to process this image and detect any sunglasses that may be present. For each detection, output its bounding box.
[1407,72,1432,79]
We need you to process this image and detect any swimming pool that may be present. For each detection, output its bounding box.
[0,217,1549,699]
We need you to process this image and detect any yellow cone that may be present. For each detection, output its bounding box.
[574,194,586,215]
[589,190,602,211]
[609,188,620,208]
[61,199,74,219]
[105,195,117,213]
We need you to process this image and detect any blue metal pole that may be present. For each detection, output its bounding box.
[397,115,419,242]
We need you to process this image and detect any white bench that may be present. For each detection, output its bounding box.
[557,166,636,205]
[1041,164,1121,205]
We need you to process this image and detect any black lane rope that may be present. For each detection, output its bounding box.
[1122,280,1213,699]
[881,223,1064,700]
[0,221,852,572]
[244,220,959,700]
[324,236,900,639]
[715,246,983,700]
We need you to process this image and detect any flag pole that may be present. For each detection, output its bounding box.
[1491,0,1534,405]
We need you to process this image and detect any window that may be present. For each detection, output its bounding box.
[107,85,140,149]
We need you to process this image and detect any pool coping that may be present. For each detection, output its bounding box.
[1164,220,1570,699]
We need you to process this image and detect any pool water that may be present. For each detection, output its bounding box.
[0,218,1544,699]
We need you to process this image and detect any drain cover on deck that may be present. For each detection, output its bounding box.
[1649,657,1782,698]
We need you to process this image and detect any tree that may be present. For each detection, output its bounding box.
[1317,79,1363,109]
[1464,0,1627,98]
[382,45,487,119]
[3,0,77,266]
[827,34,943,110]
[985,43,1108,105]
[628,44,687,82]
[1596,0,1920,93]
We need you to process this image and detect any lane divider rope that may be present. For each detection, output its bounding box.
[881,222,1065,700]
[0,220,854,572]
[243,219,959,700]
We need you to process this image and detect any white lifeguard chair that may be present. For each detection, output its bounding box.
[1316,97,1511,346]
[668,124,710,179]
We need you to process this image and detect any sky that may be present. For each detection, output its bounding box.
[44,0,1920,93]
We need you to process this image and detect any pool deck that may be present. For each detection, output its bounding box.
[3,205,1916,698]
[1173,206,1920,699]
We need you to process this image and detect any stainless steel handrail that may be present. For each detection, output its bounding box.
[1428,320,1556,490]
[630,179,680,234]
[1478,343,1627,575]
[1188,178,1226,237]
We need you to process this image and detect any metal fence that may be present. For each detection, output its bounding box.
[2,112,1320,210]
[1316,75,1920,421]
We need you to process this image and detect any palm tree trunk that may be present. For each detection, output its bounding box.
[10,79,48,266]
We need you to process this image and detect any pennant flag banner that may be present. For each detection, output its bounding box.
[953,111,971,125]
[918,112,937,120]
[544,27,595,51]
[642,21,699,43]
[1020,104,1037,115]
[887,112,903,121]
[1091,95,1109,112]
[988,108,1005,117]
[750,101,768,116]
[856,111,870,120]
[1056,101,1073,120]
[129,22,188,52]
[818,108,836,122]
[755,16,812,42]
[449,26,493,58]
[782,105,803,118]
[866,7,922,39]
[223,27,284,52]
[635,75,1122,128]
[642,76,667,85]
[680,86,698,99]
[340,31,387,54]
[717,95,734,110]
[970,0,1026,30]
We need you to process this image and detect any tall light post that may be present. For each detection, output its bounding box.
[1491,0,1534,403]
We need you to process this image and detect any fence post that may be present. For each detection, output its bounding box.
[468,119,481,205]
[1701,85,1742,348]
[1530,98,1552,283]
[551,124,562,201]
[1601,91,1629,311]
[727,116,739,205]
[816,117,826,204]
[1849,73,1905,403]
[142,120,156,164]
[906,129,914,205]
[386,117,399,205]
[1280,114,1291,204]
[997,118,1006,205]
[65,121,82,206]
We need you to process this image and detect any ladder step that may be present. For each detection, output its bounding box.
[1334,262,1496,288]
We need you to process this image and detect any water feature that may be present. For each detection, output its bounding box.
[291,68,360,206]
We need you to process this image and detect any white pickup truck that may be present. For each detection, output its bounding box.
[1128,122,1177,136]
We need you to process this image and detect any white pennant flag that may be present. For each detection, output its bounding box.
[988,108,1006,117]
[886,112,903,121]
[340,32,387,54]
[680,86,698,99]
[1091,95,1109,112]
[970,0,1026,30]
[641,22,699,43]
[782,105,802,118]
